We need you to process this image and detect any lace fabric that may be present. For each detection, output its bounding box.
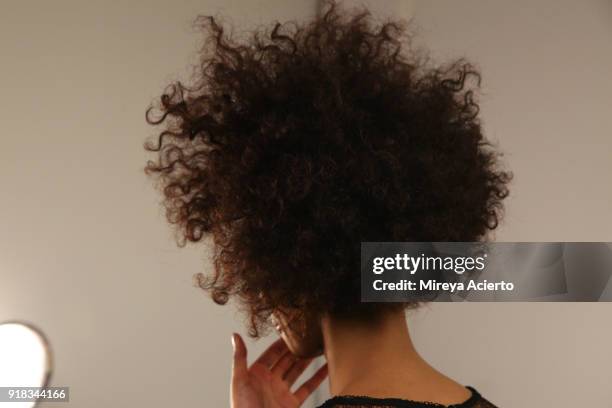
[316,386,497,408]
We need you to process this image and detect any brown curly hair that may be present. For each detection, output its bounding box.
[144,2,511,337]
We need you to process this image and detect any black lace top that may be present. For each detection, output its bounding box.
[316,386,497,408]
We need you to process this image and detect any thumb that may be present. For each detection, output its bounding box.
[231,333,248,379]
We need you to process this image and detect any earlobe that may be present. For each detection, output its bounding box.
[272,310,325,358]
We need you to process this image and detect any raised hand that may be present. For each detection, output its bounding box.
[230,333,328,408]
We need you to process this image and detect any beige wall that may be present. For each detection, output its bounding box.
[409,1,612,407]
[0,1,610,407]
[0,1,320,407]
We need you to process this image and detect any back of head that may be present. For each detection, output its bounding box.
[144,1,511,337]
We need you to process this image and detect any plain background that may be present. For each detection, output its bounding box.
[1,0,611,407]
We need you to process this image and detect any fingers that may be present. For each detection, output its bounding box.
[270,350,295,377]
[293,363,328,404]
[283,357,314,386]
[231,333,248,380]
[252,337,288,368]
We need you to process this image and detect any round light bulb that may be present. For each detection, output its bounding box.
[0,322,52,408]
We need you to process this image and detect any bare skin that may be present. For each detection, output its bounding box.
[231,308,471,407]
[322,309,471,405]
[230,334,328,408]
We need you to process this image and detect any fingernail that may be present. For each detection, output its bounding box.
[231,333,237,351]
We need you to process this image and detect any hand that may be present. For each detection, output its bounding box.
[230,333,328,408]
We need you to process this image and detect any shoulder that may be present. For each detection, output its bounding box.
[316,387,498,408]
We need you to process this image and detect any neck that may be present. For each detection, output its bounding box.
[321,308,425,396]
[320,308,470,403]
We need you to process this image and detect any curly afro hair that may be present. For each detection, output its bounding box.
[144,2,511,337]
